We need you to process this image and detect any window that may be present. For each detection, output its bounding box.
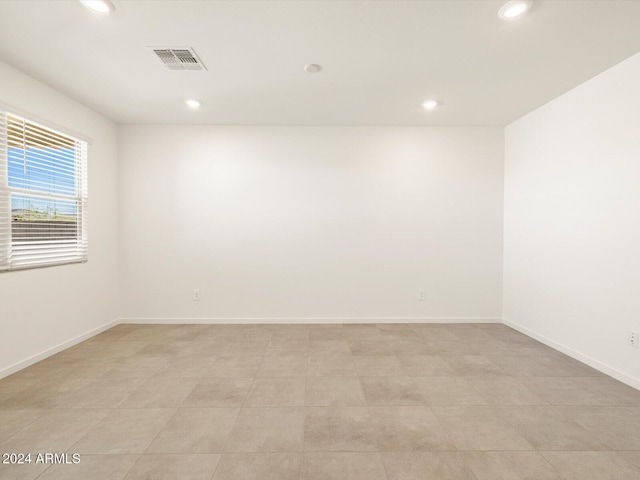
[0,112,88,271]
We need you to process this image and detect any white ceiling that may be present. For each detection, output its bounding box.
[0,0,639,126]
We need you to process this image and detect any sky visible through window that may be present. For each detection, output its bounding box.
[8,146,77,218]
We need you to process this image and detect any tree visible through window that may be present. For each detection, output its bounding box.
[0,112,88,271]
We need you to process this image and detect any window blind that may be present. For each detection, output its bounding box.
[0,112,88,271]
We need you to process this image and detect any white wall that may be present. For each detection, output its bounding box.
[119,126,504,322]
[0,60,119,377]
[504,52,640,388]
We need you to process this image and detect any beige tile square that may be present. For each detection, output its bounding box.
[308,329,345,342]
[95,325,140,341]
[182,377,252,407]
[207,356,262,377]
[617,451,640,470]
[535,355,604,377]
[124,454,220,480]
[270,328,309,339]
[146,408,239,453]
[468,376,549,405]
[225,407,304,452]
[376,325,418,335]
[72,409,175,454]
[223,341,269,356]
[38,455,139,480]
[341,326,383,341]
[413,377,488,406]
[0,410,46,438]
[245,377,305,406]
[304,407,377,452]
[352,356,405,376]
[65,359,123,379]
[0,381,98,410]
[414,327,461,343]
[570,377,640,406]
[431,406,533,451]
[302,452,387,480]
[155,355,217,377]
[0,461,50,480]
[58,341,150,360]
[465,451,562,480]
[382,452,476,480]
[213,453,301,480]
[305,377,366,406]
[559,406,640,450]
[118,377,199,408]
[0,378,38,404]
[309,340,352,356]
[421,339,477,355]
[181,339,227,356]
[385,338,432,355]
[490,340,551,356]
[307,356,356,376]
[487,355,557,377]
[167,324,212,341]
[266,342,310,356]
[443,355,506,376]
[542,451,640,480]
[447,326,496,342]
[369,406,455,451]
[265,338,309,356]
[347,341,393,355]
[257,356,307,377]
[516,377,604,405]
[378,327,422,340]
[49,378,146,409]
[119,326,179,343]
[103,357,171,379]
[360,376,424,406]
[136,341,193,356]
[501,406,607,450]
[397,355,457,376]
[0,409,109,453]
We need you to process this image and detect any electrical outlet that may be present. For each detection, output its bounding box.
[628,331,639,348]
[417,289,426,301]
[193,289,201,301]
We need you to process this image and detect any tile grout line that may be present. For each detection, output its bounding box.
[359,332,387,480]
[300,352,310,480]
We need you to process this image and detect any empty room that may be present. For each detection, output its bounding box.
[1,0,640,479]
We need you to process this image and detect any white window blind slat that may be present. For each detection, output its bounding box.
[9,155,77,176]
[0,112,88,271]
[6,131,75,150]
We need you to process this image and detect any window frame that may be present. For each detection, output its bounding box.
[0,111,88,272]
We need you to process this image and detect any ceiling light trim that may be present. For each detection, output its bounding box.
[498,0,532,20]
[421,100,440,111]
[79,0,115,15]
[304,64,322,73]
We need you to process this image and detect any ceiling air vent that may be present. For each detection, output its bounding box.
[150,47,206,71]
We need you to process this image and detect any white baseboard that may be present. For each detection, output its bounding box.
[503,318,640,391]
[0,318,119,380]
[119,316,501,325]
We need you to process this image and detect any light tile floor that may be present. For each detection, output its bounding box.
[1,323,640,479]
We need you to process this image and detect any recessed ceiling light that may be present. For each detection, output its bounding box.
[79,0,115,14]
[185,99,201,109]
[304,64,322,73]
[421,100,439,111]
[498,0,532,20]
